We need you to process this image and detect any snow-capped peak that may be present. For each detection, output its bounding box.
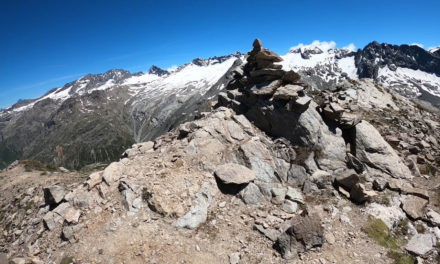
[124,53,243,93]
[410,43,424,48]
[280,40,357,82]
[429,46,440,54]
[148,66,169,76]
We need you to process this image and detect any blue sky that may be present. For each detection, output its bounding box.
[1,0,439,109]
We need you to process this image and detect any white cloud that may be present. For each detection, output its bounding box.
[288,41,359,53]
[410,43,424,48]
[342,43,356,52]
[289,40,337,52]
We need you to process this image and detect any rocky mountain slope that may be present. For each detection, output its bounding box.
[0,54,242,169]
[0,40,439,171]
[1,40,439,264]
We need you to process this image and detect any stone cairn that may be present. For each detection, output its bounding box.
[218,39,312,112]
[218,39,364,131]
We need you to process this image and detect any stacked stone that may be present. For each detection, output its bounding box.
[219,39,312,112]
[318,89,363,128]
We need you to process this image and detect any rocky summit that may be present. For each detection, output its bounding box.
[0,39,440,264]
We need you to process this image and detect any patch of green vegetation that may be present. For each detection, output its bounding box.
[0,142,22,170]
[378,194,391,206]
[395,218,409,237]
[60,256,75,264]
[363,216,399,249]
[21,160,58,172]
[371,192,392,206]
[25,200,34,211]
[297,202,308,213]
[46,163,58,171]
[387,251,415,264]
[364,217,416,264]
[79,162,109,174]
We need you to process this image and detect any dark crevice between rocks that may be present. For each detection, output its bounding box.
[342,126,357,156]
[214,177,248,195]
[316,106,340,135]
[273,171,283,184]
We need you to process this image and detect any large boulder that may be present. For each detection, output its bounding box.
[239,182,266,205]
[43,202,81,230]
[355,121,413,179]
[102,162,124,185]
[296,103,347,171]
[349,183,377,203]
[214,163,256,185]
[43,185,66,206]
[275,213,324,260]
[245,102,347,173]
[86,172,102,190]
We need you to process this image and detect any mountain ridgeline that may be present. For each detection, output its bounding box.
[0,41,439,170]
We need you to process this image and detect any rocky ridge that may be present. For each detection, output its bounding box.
[1,40,440,263]
[2,40,440,171]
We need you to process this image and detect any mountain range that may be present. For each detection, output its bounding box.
[1,41,439,170]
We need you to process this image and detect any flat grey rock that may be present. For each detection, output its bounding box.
[405,234,434,256]
[285,187,304,204]
[214,163,256,185]
[402,195,428,220]
[281,200,298,214]
[426,209,440,226]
